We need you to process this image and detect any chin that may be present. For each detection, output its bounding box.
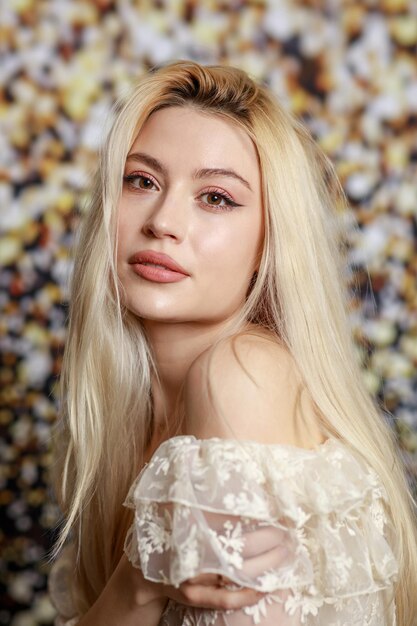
[131,309,187,323]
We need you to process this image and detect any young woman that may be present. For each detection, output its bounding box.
[48,60,417,625]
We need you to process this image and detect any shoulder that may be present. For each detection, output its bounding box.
[183,327,324,448]
[187,327,297,382]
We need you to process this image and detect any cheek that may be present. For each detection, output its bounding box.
[195,217,262,277]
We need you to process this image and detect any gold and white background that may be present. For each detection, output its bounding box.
[0,1,416,624]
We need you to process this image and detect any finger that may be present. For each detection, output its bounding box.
[180,584,267,611]
[186,573,226,586]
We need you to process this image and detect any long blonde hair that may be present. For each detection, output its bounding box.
[49,59,417,624]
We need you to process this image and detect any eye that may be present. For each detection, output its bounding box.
[123,173,158,191]
[199,189,241,211]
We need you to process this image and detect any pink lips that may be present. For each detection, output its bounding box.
[128,250,189,283]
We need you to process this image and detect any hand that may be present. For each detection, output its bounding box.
[120,554,268,612]
[122,522,287,612]
[154,572,268,612]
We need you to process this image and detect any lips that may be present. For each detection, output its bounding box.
[128,250,189,275]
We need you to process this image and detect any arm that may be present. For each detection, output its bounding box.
[51,546,268,626]
[182,334,312,625]
[74,553,271,625]
[75,555,167,626]
[50,551,168,626]
[123,335,398,624]
[122,334,314,624]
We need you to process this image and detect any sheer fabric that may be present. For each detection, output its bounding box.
[124,435,397,625]
[49,435,398,625]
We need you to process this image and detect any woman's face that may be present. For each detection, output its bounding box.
[117,106,264,325]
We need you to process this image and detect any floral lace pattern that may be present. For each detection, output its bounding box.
[123,435,398,625]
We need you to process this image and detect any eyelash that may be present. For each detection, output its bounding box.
[123,173,241,211]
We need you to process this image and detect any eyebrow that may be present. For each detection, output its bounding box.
[125,151,253,192]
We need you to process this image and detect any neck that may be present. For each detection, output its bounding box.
[142,316,245,427]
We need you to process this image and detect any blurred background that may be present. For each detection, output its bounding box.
[0,0,416,624]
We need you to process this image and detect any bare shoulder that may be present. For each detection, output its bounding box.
[183,326,325,448]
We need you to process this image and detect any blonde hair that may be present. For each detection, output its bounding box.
[49,60,417,624]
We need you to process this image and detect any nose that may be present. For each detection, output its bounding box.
[142,190,188,241]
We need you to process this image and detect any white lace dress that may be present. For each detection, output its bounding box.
[48,435,398,626]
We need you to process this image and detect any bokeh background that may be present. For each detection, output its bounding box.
[1,0,416,624]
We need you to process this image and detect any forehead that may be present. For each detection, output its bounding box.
[130,106,260,176]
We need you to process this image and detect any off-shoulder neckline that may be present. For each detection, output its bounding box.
[156,434,338,455]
